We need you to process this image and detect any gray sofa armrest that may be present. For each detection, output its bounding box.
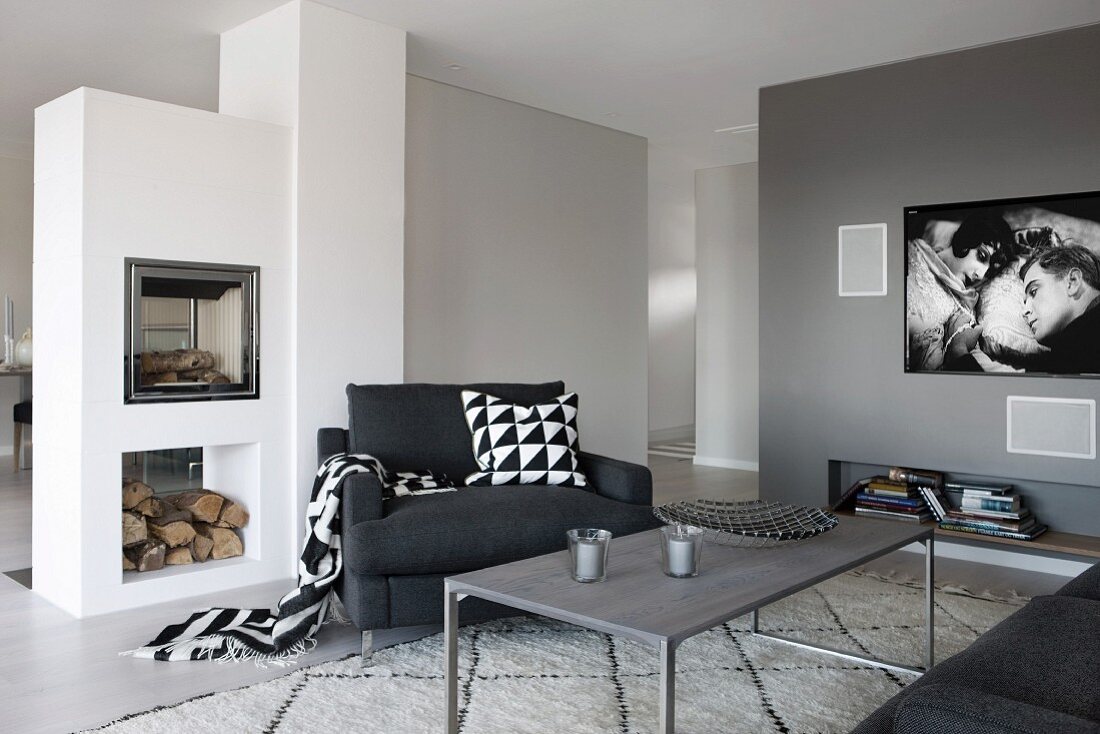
[317,427,348,466]
[577,451,652,506]
[894,684,1100,734]
[341,472,385,526]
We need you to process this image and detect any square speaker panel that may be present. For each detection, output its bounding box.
[1007,396,1096,459]
[838,223,887,297]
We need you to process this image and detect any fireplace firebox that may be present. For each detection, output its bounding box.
[125,259,259,403]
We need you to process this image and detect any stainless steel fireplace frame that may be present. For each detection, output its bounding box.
[125,258,260,404]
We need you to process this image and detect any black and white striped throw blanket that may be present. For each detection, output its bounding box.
[125,453,456,664]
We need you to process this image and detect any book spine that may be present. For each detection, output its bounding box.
[951,508,1027,521]
[855,492,923,508]
[916,485,947,521]
[867,484,913,494]
[945,482,1013,495]
[944,518,1031,533]
[867,490,918,501]
[855,507,929,523]
[960,496,1019,512]
[831,478,870,511]
[938,523,1046,541]
[857,501,926,513]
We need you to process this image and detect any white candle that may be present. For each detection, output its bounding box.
[573,538,605,579]
[666,535,697,576]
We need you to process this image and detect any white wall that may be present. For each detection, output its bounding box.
[694,163,759,470]
[33,89,295,616]
[404,77,649,464]
[220,0,407,539]
[648,146,696,439]
[0,154,33,456]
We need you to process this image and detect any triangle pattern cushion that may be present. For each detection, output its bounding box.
[462,390,588,487]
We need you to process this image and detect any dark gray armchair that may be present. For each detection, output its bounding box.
[317,381,662,662]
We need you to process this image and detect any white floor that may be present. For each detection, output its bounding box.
[0,456,1076,733]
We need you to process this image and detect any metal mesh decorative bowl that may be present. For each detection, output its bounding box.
[653,498,839,548]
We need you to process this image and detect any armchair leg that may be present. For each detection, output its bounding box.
[361,630,374,667]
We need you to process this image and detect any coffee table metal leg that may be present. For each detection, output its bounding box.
[445,586,460,734]
[659,639,676,733]
[749,535,935,676]
[925,536,935,670]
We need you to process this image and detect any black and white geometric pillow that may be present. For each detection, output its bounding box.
[461,390,588,487]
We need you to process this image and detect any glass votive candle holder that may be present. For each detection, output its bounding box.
[566,528,612,583]
[659,525,704,578]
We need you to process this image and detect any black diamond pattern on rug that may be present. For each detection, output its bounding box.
[82,572,1026,734]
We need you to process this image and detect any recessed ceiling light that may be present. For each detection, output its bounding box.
[714,123,759,134]
[444,62,465,71]
[603,112,621,118]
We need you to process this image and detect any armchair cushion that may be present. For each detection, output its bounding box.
[346,381,565,480]
[462,390,588,487]
[344,485,662,576]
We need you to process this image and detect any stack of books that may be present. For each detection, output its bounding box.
[852,472,934,523]
[935,481,1047,541]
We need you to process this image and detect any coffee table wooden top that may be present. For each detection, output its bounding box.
[447,516,932,647]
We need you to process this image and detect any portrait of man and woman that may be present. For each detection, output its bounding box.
[905,193,1100,376]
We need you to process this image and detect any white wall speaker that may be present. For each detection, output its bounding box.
[1006,396,1096,459]
[838,223,887,296]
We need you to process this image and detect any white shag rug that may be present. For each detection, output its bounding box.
[83,571,1025,734]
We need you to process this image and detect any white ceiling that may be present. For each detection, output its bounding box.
[2,0,1099,167]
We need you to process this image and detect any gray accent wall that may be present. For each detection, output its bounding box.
[404,76,649,464]
[759,25,1100,533]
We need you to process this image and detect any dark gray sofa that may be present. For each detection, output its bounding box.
[317,381,662,657]
[851,561,1100,733]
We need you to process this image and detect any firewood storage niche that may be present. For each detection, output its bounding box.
[125,258,259,403]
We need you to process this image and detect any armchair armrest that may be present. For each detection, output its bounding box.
[317,427,348,466]
[577,451,652,506]
[341,472,385,527]
[894,684,1100,734]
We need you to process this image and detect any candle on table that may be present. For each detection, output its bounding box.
[666,534,697,576]
[573,538,605,579]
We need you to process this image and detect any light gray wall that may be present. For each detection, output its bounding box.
[404,76,649,464]
[759,25,1100,534]
[648,146,696,438]
[0,155,33,456]
[695,163,759,468]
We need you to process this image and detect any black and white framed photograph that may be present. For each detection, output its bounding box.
[904,190,1100,377]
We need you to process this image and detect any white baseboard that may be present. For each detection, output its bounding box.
[693,455,759,472]
[898,540,1092,578]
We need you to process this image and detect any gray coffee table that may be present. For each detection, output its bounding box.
[444,516,934,733]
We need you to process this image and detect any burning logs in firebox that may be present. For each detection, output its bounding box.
[122,479,249,572]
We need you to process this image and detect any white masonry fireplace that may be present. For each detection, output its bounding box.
[32,2,409,619]
[32,89,296,617]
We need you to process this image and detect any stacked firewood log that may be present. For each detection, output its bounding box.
[140,349,230,386]
[122,479,249,572]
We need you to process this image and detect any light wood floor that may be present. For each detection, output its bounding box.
[0,455,1074,733]
[0,466,32,573]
